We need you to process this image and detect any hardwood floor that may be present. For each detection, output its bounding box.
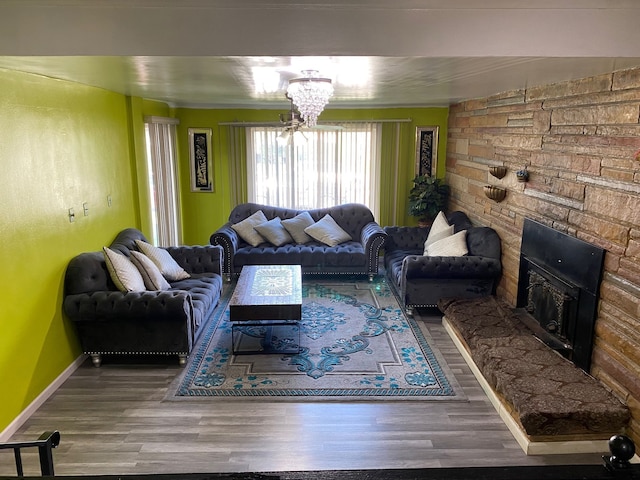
[0,313,605,476]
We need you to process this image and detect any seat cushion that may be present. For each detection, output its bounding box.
[234,242,366,268]
[170,273,223,330]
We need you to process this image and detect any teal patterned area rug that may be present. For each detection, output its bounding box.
[169,277,465,400]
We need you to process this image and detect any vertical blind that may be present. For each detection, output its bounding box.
[144,117,181,246]
[246,123,381,218]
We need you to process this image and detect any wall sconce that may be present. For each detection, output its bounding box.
[489,166,507,179]
[484,185,507,202]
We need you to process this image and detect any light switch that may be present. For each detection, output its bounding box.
[83,202,89,216]
[107,195,112,207]
[68,208,75,223]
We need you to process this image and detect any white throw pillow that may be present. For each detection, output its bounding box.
[304,214,352,247]
[254,217,293,247]
[231,210,268,247]
[103,247,146,293]
[135,240,191,281]
[281,211,315,244]
[130,251,171,290]
[423,211,454,253]
[426,230,468,257]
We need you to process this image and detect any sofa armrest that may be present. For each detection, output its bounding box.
[402,255,502,279]
[360,222,387,275]
[210,223,239,276]
[360,222,387,248]
[383,226,429,252]
[166,245,223,276]
[63,290,192,323]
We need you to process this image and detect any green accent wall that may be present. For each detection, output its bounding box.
[175,107,449,245]
[0,69,141,435]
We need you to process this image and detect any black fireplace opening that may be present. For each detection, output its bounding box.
[516,218,605,373]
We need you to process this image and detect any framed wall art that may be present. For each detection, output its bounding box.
[188,127,213,192]
[415,126,439,177]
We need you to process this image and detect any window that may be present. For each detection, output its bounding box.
[246,123,381,217]
[144,117,181,246]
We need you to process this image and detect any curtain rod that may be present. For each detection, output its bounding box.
[218,118,413,127]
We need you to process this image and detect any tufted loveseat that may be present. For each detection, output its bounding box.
[210,203,387,280]
[384,211,502,314]
[63,228,223,367]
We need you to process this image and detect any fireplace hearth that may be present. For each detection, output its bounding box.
[516,218,605,372]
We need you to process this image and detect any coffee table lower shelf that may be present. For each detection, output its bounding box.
[231,321,301,355]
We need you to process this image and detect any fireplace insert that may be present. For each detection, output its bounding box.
[516,218,605,372]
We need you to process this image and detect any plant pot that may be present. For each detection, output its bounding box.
[516,169,529,182]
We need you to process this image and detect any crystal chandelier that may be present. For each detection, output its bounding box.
[286,70,334,128]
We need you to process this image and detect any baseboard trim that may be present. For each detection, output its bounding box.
[0,354,87,442]
[442,317,611,456]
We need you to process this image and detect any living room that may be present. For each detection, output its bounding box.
[2,1,640,477]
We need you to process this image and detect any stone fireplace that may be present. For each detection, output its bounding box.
[516,218,605,373]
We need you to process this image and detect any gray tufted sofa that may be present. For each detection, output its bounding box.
[384,211,502,314]
[210,203,387,279]
[63,228,223,367]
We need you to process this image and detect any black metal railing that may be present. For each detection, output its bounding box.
[0,431,60,476]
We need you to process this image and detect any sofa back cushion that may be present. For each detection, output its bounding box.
[466,227,501,260]
[65,252,114,295]
[65,228,156,296]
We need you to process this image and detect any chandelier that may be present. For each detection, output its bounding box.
[286,70,334,128]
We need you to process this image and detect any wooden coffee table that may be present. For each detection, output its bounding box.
[229,265,302,354]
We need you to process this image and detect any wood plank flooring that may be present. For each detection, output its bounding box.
[0,313,605,476]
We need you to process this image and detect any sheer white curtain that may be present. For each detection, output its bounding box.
[246,123,381,217]
[144,116,181,246]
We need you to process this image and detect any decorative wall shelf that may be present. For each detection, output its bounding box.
[484,185,507,202]
[489,166,507,179]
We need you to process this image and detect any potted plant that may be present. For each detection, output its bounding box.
[408,175,450,226]
[516,167,529,182]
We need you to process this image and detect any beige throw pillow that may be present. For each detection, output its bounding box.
[423,211,454,254]
[304,214,352,247]
[231,210,268,247]
[130,251,171,290]
[425,230,468,257]
[281,211,315,244]
[103,247,146,293]
[135,240,191,281]
[254,217,293,247]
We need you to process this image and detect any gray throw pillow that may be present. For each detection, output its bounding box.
[281,211,315,244]
[231,210,268,247]
[130,250,171,290]
[135,240,191,281]
[304,214,352,247]
[254,217,294,247]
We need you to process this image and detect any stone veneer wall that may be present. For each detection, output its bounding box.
[446,67,640,444]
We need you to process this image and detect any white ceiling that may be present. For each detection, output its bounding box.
[1,1,640,109]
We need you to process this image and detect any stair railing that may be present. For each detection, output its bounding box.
[0,430,60,476]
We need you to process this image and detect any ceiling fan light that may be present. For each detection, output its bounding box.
[276,130,291,145]
[286,70,333,128]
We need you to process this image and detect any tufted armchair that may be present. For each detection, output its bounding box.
[211,203,387,280]
[384,211,502,314]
